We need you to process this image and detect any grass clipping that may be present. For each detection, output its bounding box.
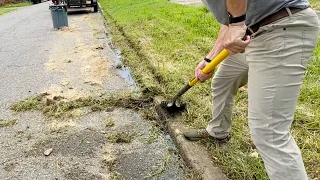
[106,132,136,143]
[0,119,17,128]
[10,93,153,119]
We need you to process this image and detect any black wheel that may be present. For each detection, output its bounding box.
[94,4,98,12]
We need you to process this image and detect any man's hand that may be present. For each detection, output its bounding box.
[195,60,213,83]
[223,22,251,54]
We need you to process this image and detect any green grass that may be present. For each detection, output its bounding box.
[0,2,32,15]
[106,132,136,143]
[0,118,17,127]
[0,8,15,15]
[310,0,320,11]
[99,0,320,179]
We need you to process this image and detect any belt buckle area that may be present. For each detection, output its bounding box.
[247,7,291,36]
[247,7,306,38]
[246,24,260,38]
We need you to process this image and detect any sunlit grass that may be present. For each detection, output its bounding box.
[310,0,320,11]
[0,2,32,15]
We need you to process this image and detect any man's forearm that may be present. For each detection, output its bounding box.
[206,24,228,59]
[216,24,229,43]
[226,0,247,17]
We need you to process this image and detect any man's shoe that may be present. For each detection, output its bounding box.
[183,129,230,143]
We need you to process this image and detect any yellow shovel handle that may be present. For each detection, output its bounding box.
[188,49,230,86]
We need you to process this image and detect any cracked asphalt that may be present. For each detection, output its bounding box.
[0,2,187,180]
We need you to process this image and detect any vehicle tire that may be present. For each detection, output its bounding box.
[94,4,98,12]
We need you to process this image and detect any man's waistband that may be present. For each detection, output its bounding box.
[246,6,309,36]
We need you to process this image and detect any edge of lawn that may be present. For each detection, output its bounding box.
[97,1,320,179]
[0,2,32,16]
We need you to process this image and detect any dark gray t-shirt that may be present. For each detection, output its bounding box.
[202,0,310,27]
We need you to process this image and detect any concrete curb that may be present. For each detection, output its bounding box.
[153,95,229,180]
[168,120,229,180]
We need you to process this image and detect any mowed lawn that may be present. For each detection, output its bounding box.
[310,0,320,11]
[99,0,320,179]
[0,2,32,15]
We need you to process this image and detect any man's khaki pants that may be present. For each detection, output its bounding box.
[206,8,319,180]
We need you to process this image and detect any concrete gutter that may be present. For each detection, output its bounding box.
[168,120,229,180]
[154,96,229,180]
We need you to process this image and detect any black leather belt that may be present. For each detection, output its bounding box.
[246,7,308,36]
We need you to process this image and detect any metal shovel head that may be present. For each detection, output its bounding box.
[155,100,186,120]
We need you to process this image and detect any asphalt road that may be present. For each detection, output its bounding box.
[0,2,185,180]
[0,2,62,117]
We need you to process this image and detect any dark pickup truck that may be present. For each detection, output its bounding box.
[52,0,98,12]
